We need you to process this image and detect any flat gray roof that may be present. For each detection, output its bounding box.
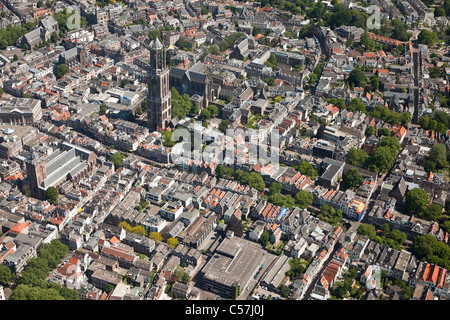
[201,237,265,288]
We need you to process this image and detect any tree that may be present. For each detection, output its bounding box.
[190,103,199,116]
[161,130,176,147]
[429,66,442,78]
[294,161,318,179]
[46,187,58,204]
[347,148,368,167]
[378,136,400,152]
[285,258,306,280]
[435,6,446,16]
[167,237,179,249]
[149,232,162,244]
[357,223,376,239]
[266,194,296,210]
[218,119,230,133]
[260,230,270,247]
[225,215,244,237]
[11,240,77,300]
[418,29,438,46]
[279,284,290,298]
[426,144,448,171]
[360,31,375,51]
[365,126,376,137]
[110,152,126,168]
[307,73,318,86]
[414,234,450,269]
[0,264,15,285]
[56,63,69,79]
[218,32,245,52]
[130,225,147,236]
[135,106,143,115]
[269,182,282,195]
[341,168,363,190]
[99,104,107,115]
[148,29,162,41]
[419,115,431,129]
[348,67,368,88]
[120,79,130,88]
[207,104,219,117]
[181,272,190,284]
[105,284,115,293]
[389,229,407,246]
[20,182,31,197]
[370,75,380,92]
[390,19,412,41]
[199,109,211,121]
[118,221,132,232]
[368,145,397,173]
[404,188,429,215]
[423,203,443,221]
[238,171,265,191]
[347,98,366,113]
[318,205,342,226]
[295,190,313,209]
[231,283,240,299]
[265,54,278,69]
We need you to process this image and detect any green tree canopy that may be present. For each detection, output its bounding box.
[341,168,363,190]
[417,29,438,47]
[404,188,429,215]
[110,152,126,168]
[46,186,58,204]
[167,237,179,249]
[348,67,369,88]
[425,144,448,172]
[295,190,313,209]
[149,232,162,244]
[357,223,377,239]
[365,126,376,137]
[269,182,282,195]
[285,258,306,280]
[56,63,69,79]
[294,161,318,179]
[347,148,368,167]
[0,264,15,285]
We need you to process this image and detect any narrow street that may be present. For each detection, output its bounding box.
[302,242,342,300]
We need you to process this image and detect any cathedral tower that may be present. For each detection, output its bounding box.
[147,38,171,132]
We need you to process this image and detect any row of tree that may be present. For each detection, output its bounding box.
[117,222,180,249]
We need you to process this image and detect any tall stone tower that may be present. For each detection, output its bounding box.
[147,38,171,132]
[26,147,47,198]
